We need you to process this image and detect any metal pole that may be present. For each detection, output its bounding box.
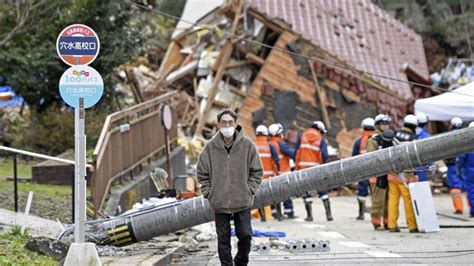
[13,153,18,212]
[74,98,86,243]
[164,128,173,188]
[72,171,75,223]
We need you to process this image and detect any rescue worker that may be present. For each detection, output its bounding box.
[295,121,333,222]
[268,123,297,220]
[414,112,434,182]
[445,117,465,214]
[352,117,375,220]
[367,114,391,230]
[387,115,419,233]
[458,122,474,218]
[255,125,280,222]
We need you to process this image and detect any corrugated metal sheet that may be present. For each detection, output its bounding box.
[249,0,430,100]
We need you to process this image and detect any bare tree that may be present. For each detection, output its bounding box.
[0,0,55,47]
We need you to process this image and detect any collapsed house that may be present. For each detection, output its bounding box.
[146,0,433,158]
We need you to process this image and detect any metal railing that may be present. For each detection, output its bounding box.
[0,146,93,218]
[91,91,179,214]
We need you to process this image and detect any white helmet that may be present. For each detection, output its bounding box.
[450,117,463,128]
[416,112,428,124]
[268,123,283,136]
[404,114,418,127]
[255,125,268,136]
[313,121,327,134]
[469,122,474,128]
[374,114,391,125]
[361,118,375,130]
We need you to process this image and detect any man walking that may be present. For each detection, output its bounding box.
[197,109,263,266]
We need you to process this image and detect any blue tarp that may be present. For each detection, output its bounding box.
[0,85,24,108]
[231,229,286,237]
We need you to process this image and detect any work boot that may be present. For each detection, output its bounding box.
[258,207,266,222]
[273,204,284,221]
[373,224,385,231]
[356,200,365,220]
[323,199,333,221]
[304,202,313,222]
[389,227,400,233]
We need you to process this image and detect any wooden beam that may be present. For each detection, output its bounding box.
[229,87,248,97]
[194,42,234,136]
[246,52,265,65]
[194,0,243,137]
[125,69,144,103]
[309,60,332,129]
[225,60,251,69]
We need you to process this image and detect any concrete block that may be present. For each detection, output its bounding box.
[64,243,101,266]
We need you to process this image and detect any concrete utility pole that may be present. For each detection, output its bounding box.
[61,127,474,246]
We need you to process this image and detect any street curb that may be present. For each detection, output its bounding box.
[153,244,185,266]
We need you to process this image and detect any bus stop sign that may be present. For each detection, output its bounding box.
[56,24,100,66]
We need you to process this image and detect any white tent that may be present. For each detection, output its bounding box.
[414,82,474,121]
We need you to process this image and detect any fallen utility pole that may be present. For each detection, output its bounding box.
[59,128,474,246]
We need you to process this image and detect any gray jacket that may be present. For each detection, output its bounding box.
[197,126,263,213]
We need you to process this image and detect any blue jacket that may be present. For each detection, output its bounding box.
[295,134,328,163]
[352,137,362,156]
[415,127,431,140]
[269,143,281,172]
[458,152,474,180]
[277,141,296,160]
[415,127,433,181]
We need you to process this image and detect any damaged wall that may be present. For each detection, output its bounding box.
[239,31,379,158]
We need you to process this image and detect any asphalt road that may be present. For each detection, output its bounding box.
[173,194,474,265]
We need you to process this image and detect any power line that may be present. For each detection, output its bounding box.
[128,1,474,99]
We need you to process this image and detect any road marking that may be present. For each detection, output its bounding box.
[365,250,402,257]
[316,231,346,238]
[338,241,371,248]
[303,224,327,229]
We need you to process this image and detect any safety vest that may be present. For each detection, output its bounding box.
[270,136,291,173]
[295,128,323,170]
[359,130,374,154]
[255,136,276,179]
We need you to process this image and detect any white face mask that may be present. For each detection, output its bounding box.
[415,127,422,135]
[221,127,235,138]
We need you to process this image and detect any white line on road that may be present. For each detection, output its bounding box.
[338,241,371,248]
[302,224,327,229]
[316,231,346,238]
[365,250,402,257]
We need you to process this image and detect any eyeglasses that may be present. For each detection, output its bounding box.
[219,120,235,127]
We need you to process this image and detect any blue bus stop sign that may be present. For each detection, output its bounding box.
[59,65,103,109]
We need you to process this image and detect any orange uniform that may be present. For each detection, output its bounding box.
[295,128,323,170]
[270,136,291,173]
[256,136,278,179]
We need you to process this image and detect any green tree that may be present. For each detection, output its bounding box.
[374,0,474,72]
[0,0,158,111]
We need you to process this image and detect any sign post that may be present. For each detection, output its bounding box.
[58,24,102,266]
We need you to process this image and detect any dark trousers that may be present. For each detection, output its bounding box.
[215,209,252,266]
